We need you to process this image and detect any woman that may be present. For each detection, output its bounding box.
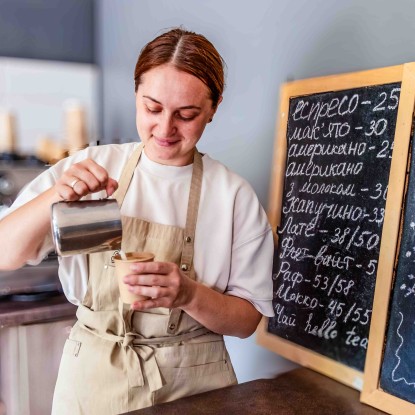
[0,28,274,413]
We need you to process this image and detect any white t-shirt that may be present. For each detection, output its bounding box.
[5,143,274,317]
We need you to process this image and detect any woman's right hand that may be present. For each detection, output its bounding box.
[54,158,118,201]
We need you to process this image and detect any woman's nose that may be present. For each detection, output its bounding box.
[156,113,176,137]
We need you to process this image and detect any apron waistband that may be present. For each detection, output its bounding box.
[76,305,212,391]
[132,327,211,345]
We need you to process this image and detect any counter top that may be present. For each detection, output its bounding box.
[127,368,387,415]
[0,293,76,327]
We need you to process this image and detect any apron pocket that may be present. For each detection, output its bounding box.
[54,333,130,415]
[153,359,236,405]
[154,340,228,367]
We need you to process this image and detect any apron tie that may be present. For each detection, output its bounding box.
[118,334,163,391]
[133,343,164,392]
[76,305,164,391]
[120,334,145,388]
[120,301,164,391]
[122,331,136,348]
[120,331,164,391]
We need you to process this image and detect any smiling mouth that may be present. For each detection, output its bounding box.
[154,137,179,147]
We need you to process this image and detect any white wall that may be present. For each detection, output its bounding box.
[96,0,415,382]
[0,58,99,154]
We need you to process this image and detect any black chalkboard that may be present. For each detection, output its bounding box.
[379,138,415,404]
[267,82,402,372]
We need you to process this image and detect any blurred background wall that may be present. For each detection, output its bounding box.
[0,0,94,63]
[0,0,98,158]
[1,0,415,383]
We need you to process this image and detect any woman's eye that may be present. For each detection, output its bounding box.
[177,113,197,121]
[146,106,161,114]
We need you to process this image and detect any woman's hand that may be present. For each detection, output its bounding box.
[123,261,197,310]
[0,158,119,270]
[123,261,262,338]
[54,158,118,201]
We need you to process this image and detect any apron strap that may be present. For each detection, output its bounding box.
[168,150,203,334]
[113,142,144,207]
[180,150,203,278]
[83,143,144,307]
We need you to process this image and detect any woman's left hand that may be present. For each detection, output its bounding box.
[123,261,197,310]
[123,260,262,338]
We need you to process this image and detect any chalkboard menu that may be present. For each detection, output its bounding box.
[379,139,415,405]
[257,64,415,392]
[258,64,415,402]
[267,82,401,372]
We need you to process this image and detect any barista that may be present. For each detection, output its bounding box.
[0,27,274,414]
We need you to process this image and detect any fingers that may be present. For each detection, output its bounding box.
[56,177,84,201]
[127,283,170,301]
[106,178,118,197]
[123,262,187,310]
[128,261,171,275]
[124,272,172,288]
[55,158,118,200]
[69,159,109,192]
[123,262,178,287]
[131,297,170,310]
[125,274,173,310]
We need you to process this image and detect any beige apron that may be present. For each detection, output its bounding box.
[52,144,237,415]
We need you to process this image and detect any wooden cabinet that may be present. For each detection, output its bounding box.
[0,317,75,415]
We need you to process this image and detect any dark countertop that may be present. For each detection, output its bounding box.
[0,293,76,327]
[127,368,387,415]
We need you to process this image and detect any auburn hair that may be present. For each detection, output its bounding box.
[134,28,225,108]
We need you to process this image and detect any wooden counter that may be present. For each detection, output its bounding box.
[0,293,76,328]
[127,368,387,415]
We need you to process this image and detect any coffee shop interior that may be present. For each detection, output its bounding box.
[1,0,415,414]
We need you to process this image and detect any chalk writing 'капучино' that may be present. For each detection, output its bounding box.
[268,82,401,372]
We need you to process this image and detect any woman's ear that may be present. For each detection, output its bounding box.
[209,96,223,122]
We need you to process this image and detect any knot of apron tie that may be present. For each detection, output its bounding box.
[119,331,164,391]
[120,332,145,388]
[121,331,136,348]
[76,305,164,392]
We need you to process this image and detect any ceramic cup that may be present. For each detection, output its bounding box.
[113,252,155,303]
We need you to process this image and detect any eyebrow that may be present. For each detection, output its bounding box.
[142,95,201,110]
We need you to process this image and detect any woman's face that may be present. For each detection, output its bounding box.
[136,64,219,166]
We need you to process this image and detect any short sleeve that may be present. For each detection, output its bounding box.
[224,182,275,317]
[225,228,275,317]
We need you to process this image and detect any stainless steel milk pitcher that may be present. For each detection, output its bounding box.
[51,199,122,256]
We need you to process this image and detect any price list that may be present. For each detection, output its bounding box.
[268,82,401,371]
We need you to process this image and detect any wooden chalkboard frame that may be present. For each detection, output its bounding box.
[257,63,415,391]
[360,63,415,415]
